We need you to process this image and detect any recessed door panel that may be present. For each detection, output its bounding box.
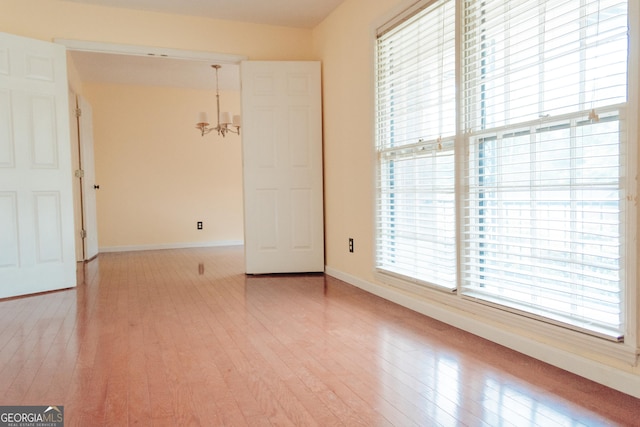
[290,188,312,250]
[0,192,19,268]
[254,108,277,169]
[0,90,13,167]
[289,106,310,168]
[0,47,8,75]
[34,192,63,263]
[25,54,55,82]
[286,73,311,96]
[256,189,279,251]
[30,95,58,168]
[252,74,276,96]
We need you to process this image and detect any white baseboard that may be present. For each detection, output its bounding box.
[99,240,244,253]
[325,266,640,399]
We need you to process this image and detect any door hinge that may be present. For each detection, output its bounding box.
[75,107,82,118]
[80,229,87,239]
[75,169,84,178]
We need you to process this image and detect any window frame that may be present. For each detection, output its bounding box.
[373,0,638,357]
[375,0,458,291]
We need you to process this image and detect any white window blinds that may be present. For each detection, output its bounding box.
[375,0,630,340]
[375,0,457,290]
[461,0,628,339]
[462,0,628,131]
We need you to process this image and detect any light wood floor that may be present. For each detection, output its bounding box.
[0,246,638,426]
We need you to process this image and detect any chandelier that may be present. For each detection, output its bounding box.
[196,65,241,137]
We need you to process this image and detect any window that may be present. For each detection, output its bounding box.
[375,0,630,340]
[376,0,457,290]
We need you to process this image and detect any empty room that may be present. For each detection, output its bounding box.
[1,0,639,425]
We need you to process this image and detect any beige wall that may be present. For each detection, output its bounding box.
[83,83,244,250]
[1,0,317,250]
[1,0,314,60]
[313,0,399,279]
[314,0,640,396]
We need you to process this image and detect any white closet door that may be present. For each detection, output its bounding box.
[0,32,75,298]
[241,61,324,274]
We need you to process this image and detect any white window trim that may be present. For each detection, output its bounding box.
[374,267,638,364]
[623,0,639,356]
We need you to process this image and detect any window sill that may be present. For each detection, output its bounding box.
[372,270,639,367]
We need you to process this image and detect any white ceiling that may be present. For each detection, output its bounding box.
[64,0,346,29]
[65,0,345,90]
[69,50,243,91]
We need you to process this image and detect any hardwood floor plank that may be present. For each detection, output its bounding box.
[23,295,77,403]
[1,291,70,403]
[125,266,153,426]
[0,246,638,426]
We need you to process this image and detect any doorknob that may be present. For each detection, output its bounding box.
[94,185,100,189]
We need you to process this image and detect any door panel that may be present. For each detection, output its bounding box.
[0,89,13,166]
[0,32,75,298]
[241,61,324,274]
[30,95,58,167]
[34,191,63,262]
[0,192,18,267]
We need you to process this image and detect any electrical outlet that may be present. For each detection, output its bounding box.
[197,221,203,230]
[349,238,354,253]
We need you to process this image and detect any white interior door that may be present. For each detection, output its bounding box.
[0,32,76,298]
[241,61,324,274]
[77,95,99,260]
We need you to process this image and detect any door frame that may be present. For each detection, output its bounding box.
[55,39,247,64]
[59,40,248,256]
[69,92,100,262]
[69,89,84,261]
